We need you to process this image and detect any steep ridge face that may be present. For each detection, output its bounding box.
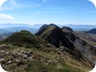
[36,24,75,50]
[36,24,96,64]
[62,26,96,63]
[74,31,96,44]
[74,31,96,48]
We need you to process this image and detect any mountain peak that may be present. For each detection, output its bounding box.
[49,23,57,26]
[38,24,48,32]
[62,26,73,32]
[36,24,59,36]
[36,24,75,49]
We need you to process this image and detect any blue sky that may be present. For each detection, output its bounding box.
[0,0,96,25]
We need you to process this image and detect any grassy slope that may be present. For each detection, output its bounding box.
[0,30,93,72]
[0,44,92,72]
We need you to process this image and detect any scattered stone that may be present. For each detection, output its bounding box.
[5,52,9,55]
[0,58,5,62]
[23,55,28,58]
[1,45,12,49]
[47,60,52,63]
[27,51,33,57]
[15,59,20,62]
[1,50,6,54]
[16,49,19,51]
[59,46,68,52]
[7,60,12,64]
[18,50,33,58]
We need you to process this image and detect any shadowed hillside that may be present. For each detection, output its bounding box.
[36,24,75,49]
[87,28,96,34]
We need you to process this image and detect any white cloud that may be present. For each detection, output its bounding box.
[0,14,14,20]
[10,0,17,5]
[0,0,7,8]
[0,0,17,10]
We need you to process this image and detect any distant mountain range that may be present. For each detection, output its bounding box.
[0,23,95,29]
[0,32,12,41]
[0,23,95,42]
[0,23,95,34]
[0,27,39,34]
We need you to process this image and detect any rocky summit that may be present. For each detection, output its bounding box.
[36,24,75,49]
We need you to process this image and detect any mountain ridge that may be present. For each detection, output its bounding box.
[36,24,96,64]
[0,24,95,72]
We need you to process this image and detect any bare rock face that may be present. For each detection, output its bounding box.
[62,26,96,63]
[36,24,75,50]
